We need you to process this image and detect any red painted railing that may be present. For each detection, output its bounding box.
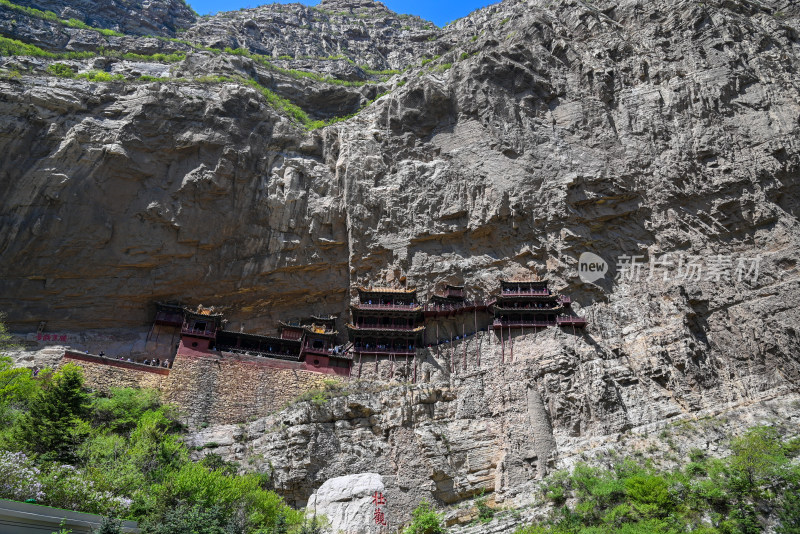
[500,290,550,296]
[354,303,420,311]
[557,317,587,327]
[351,346,416,355]
[492,320,556,328]
[181,323,216,339]
[424,300,488,313]
[493,304,562,311]
[353,323,418,330]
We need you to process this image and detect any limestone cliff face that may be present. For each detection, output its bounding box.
[15,0,196,36]
[3,0,799,344]
[3,0,800,526]
[184,0,444,70]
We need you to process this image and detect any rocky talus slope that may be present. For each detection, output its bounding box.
[2,0,800,529]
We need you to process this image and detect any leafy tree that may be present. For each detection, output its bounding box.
[729,426,786,491]
[777,486,800,534]
[0,355,38,426]
[13,363,90,462]
[200,453,239,477]
[0,313,15,354]
[272,514,288,534]
[91,387,164,433]
[0,313,41,430]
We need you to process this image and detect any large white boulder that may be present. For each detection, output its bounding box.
[307,473,385,534]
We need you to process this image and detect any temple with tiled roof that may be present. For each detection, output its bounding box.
[346,287,425,357]
[491,280,586,330]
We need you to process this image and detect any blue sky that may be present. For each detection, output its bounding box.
[187,0,498,27]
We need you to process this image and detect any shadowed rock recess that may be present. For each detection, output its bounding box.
[2,0,800,529]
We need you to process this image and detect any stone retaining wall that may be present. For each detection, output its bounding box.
[162,350,341,426]
[64,351,170,391]
[63,349,342,426]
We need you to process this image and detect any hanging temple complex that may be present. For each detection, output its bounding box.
[63,279,586,380]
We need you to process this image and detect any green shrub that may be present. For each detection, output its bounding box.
[624,474,672,517]
[404,500,443,534]
[92,516,122,534]
[476,493,494,522]
[47,63,75,77]
[76,70,124,82]
[92,388,162,433]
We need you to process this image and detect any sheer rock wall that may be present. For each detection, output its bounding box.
[2,0,800,527]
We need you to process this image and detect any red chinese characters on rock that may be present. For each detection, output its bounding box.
[372,491,388,527]
[37,333,68,343]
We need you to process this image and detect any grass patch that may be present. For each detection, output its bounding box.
[0,35,56,57]
[0,35,382,130]
[0,0,124,36]
[224,46,369,86]
[360,65,402,76]
[292,379,350,405]
[76,70,125,82]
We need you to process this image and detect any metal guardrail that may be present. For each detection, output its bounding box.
[0,498,140,533]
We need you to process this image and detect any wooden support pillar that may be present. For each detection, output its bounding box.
[169,329,176,358]
[509,325,513,363]
[462,322,467,371]
[390,353,394,379]
[358,353,363,379]
[474,308,479,368]
[436,322,440,360]
[450,333,454,375]
[500,327,505,364]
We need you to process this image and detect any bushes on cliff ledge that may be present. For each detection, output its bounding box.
[516,427,800,534]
